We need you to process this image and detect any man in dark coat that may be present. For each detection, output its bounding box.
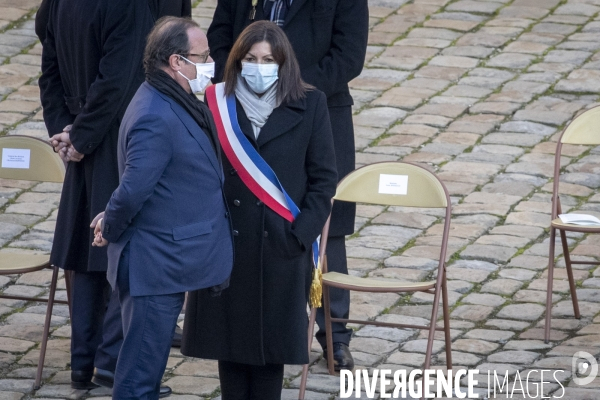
[37,0,191,390]
[206,0,369,370]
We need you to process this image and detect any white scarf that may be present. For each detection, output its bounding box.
[235,75,279,138]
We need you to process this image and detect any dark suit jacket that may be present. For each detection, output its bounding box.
[102,82,233,297]
[207,0,368,107]
[38,0,191,272]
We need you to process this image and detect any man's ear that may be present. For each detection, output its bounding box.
[168,54,182,71]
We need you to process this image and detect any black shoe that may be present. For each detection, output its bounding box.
[323,343,355,372]
[71,370,99,390]
[92,368,172,397]
[159,386,172,398]
[91,368,114,388]
[171,326,182,348]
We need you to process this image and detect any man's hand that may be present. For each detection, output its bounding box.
[50,127,84,162]
[50,131,70,161]
[66,146,84,162]
[91,212,108,247]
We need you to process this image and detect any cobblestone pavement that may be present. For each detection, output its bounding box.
[0,0,600,399]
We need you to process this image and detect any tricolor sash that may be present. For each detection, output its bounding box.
[206,83,320,271]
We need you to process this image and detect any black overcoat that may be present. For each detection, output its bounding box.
[181,89,337,365]
[37,0,190,272]
[207,0,368,235]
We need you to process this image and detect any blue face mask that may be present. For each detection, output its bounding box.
[241,62,279,93]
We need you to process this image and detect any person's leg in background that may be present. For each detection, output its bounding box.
[70,271,117,389]
[92,288,123,385]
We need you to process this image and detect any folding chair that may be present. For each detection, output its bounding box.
[0,135,70,389]
[299,161,452,398]
[545,106,600,343]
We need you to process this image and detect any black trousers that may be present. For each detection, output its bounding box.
[70,270,122,373]
[316,235,352,348]
[218,361,284,400]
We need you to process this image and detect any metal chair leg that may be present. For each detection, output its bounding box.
[441,268,452,371]
[559,229,581,319]
[422,273,444,400]
[35,266,59,389]
[323,285,335,376]
[299,307,318,400]
[545,228,557,343]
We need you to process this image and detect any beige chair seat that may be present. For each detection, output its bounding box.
[550,218,600,232]
[323,272,435,292]
[0,253,50,273]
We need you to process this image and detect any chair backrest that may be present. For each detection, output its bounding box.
[0,135,64,183]
[561,105,600,145]
[334,162,448,208]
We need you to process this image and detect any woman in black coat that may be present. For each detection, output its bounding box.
[181,21,337,399]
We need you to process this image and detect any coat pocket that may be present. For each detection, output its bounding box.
[172,221,212,240]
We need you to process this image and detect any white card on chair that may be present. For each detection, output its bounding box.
[378,174,408,195]
[2,148,31,169]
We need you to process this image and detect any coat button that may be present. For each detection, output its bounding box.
[233,230,239,236]
[233,199,241,206]
[229,168,237,175]
[256,200,263,206]
[264,231,268,237]
[224,212,229,218]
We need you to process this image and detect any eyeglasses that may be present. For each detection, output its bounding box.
[182,52,210,63]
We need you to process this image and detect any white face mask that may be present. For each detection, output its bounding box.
[178,55,214,93]
[241,62,279,93]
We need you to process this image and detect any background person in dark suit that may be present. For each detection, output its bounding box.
[37,0,191,390]
[181,21,337,399]
[206,0,369,370]
[91,16,233,400]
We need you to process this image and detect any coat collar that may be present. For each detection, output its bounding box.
[255,0,308,27]
[235,95,306,147]
[151,84,223,180]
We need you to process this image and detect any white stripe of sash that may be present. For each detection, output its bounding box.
[214,85,290,212]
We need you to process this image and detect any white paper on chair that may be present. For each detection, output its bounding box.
[559,213,600,226]
[1,148,30,169]
[378,174,408,195]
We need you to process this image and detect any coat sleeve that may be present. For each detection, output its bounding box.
[291,91,338,248]
[301,0,369,98]
[207,0,234,82]
[69,1,149,155]
[38,5,74,137]
[102,113,173,243]
[35,0,51,43]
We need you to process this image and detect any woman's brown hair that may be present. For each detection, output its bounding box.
[223,21,312,103]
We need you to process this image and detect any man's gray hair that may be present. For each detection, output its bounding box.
[144,16,200,75]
